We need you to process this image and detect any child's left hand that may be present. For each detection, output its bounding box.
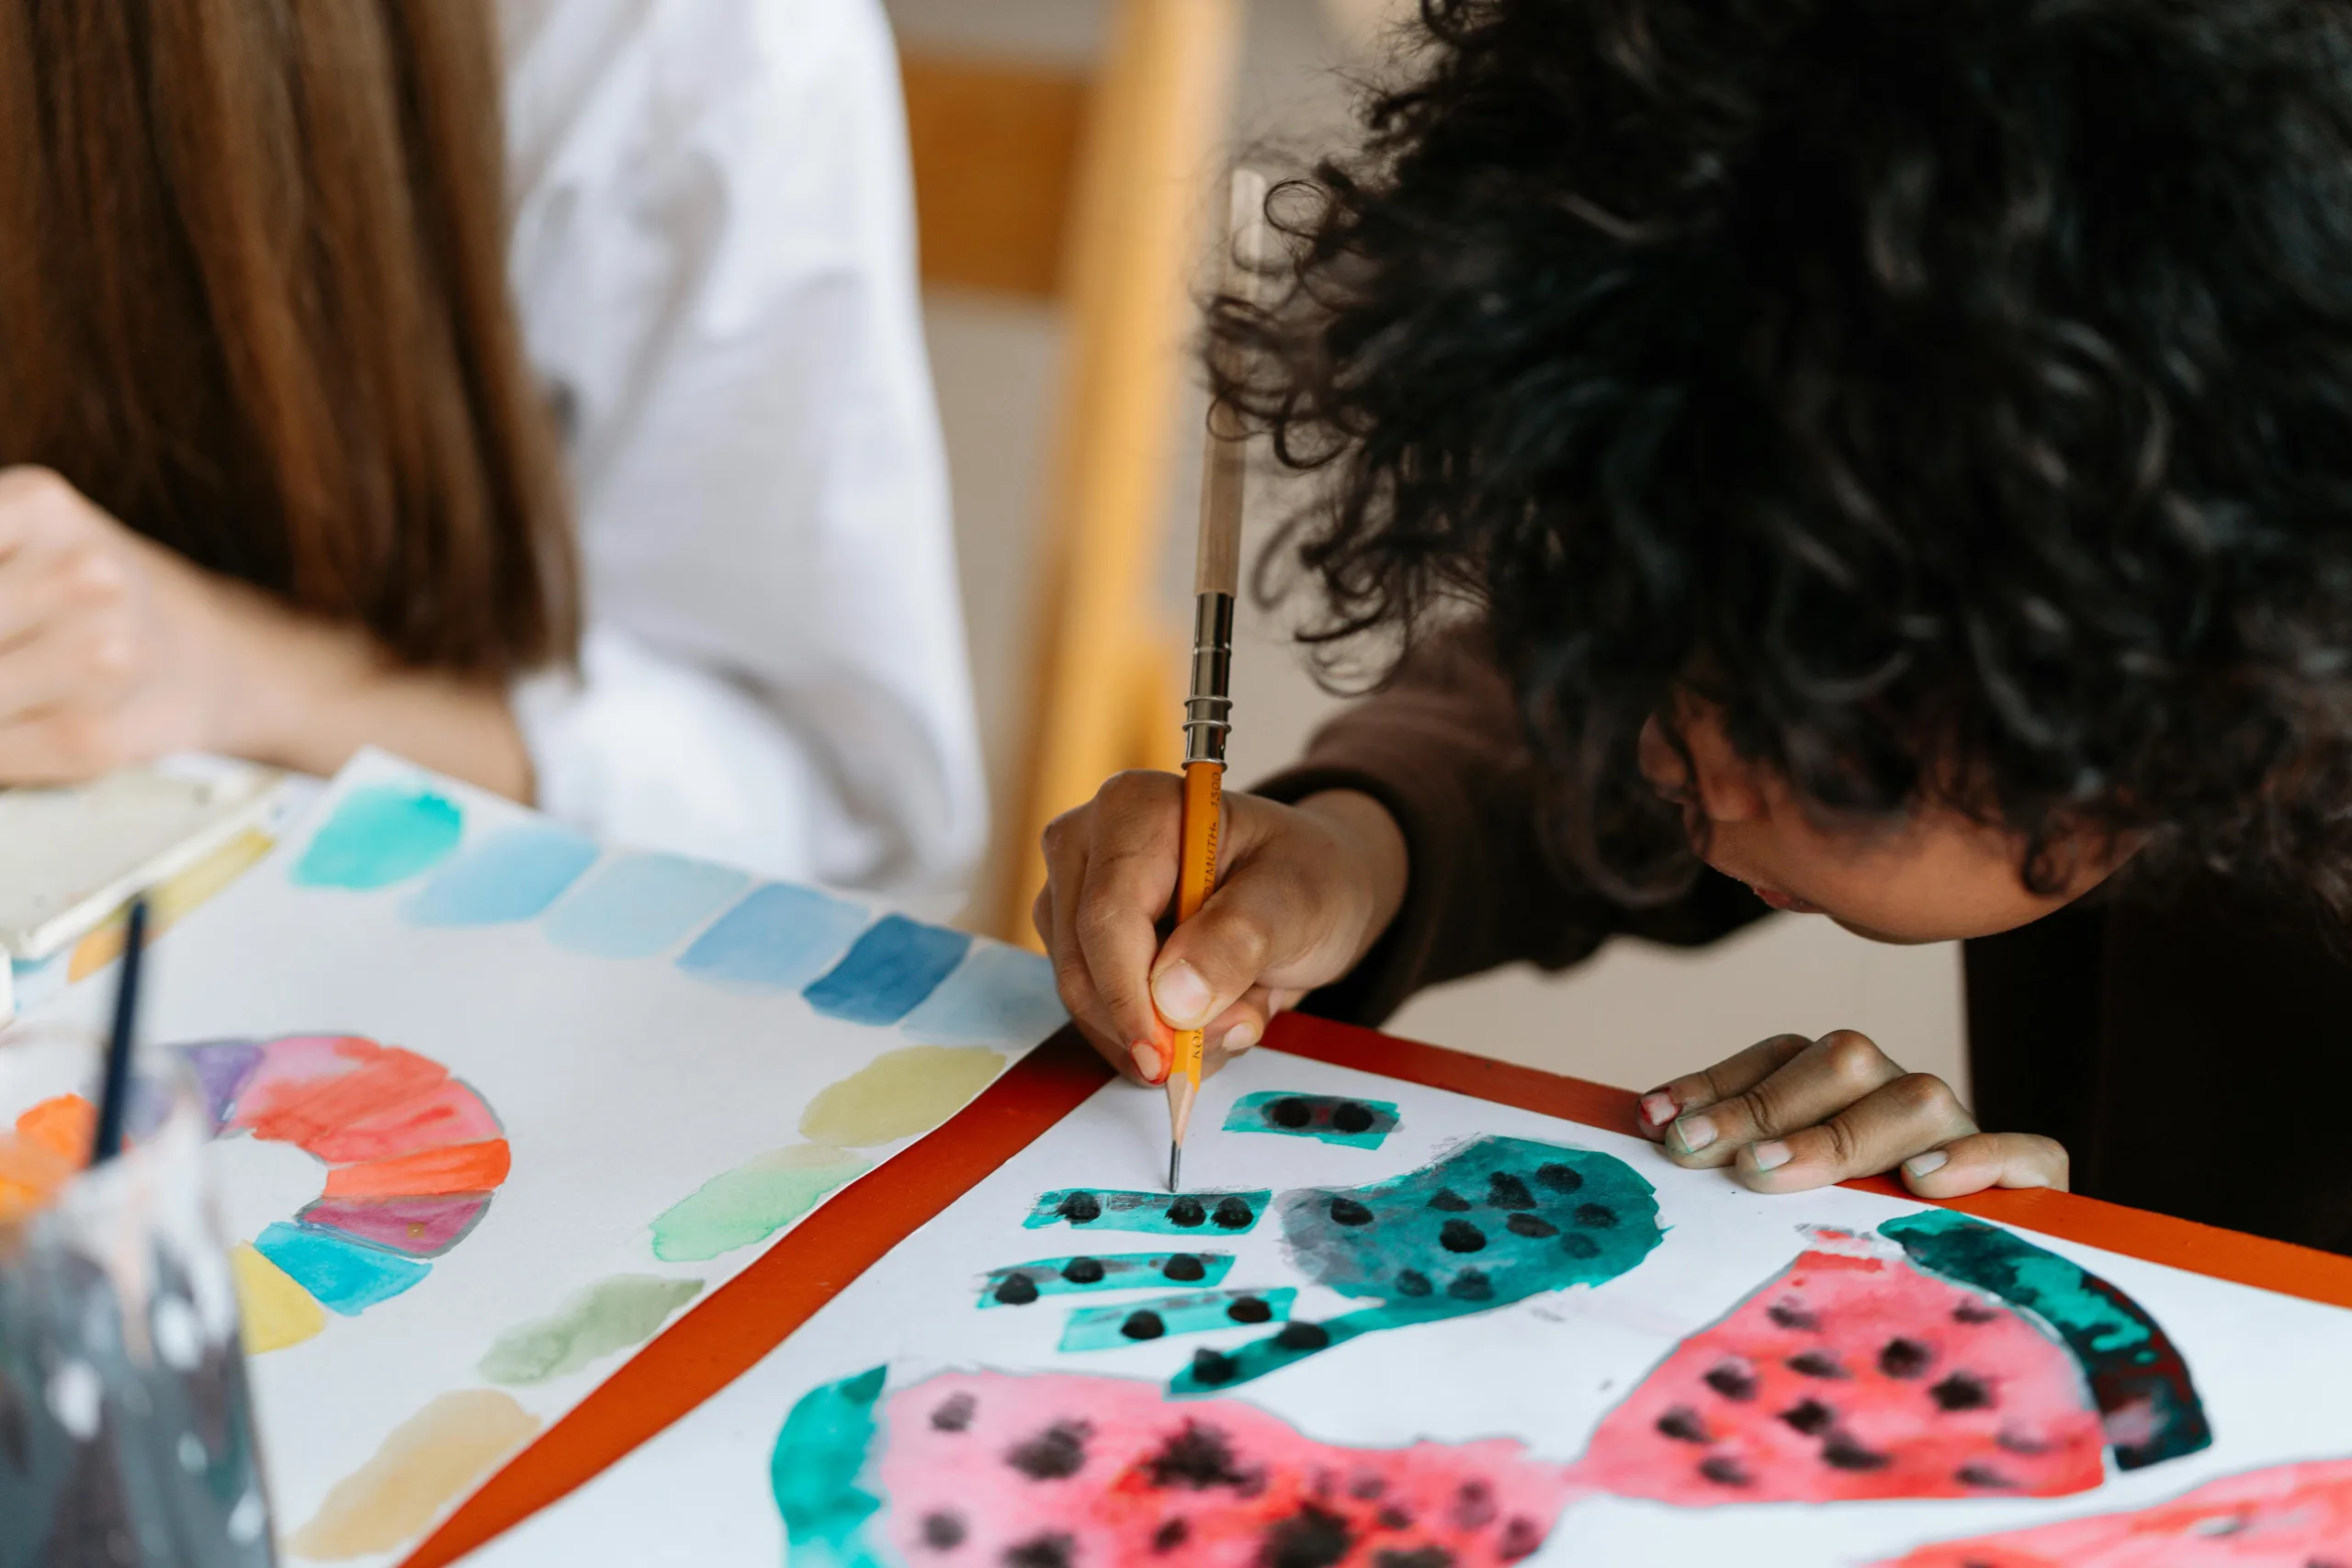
[1632,1030,2069,1197]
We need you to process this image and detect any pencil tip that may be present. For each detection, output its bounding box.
[1168,1145,1182,1193]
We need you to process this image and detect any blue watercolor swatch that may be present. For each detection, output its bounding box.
[1058,1288,1297,1352]
[252,1222,429,1314]
[802,915,972,1026]
[899,943,1069,1046]
[1023,1188,1272,1235]
[1225,1091,1400,1148]
[402,822,599,927]
[676,884,870,991]
[542,852,751,959]
[290,783,463,890]
[978,1252,1234,1307]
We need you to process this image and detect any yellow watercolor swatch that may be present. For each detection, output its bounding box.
[797,1044,1005,1147]
[231,1242,326,1354]
[70,828,276,980]
[291,1388,541,1561]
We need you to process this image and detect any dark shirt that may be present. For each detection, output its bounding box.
[1256,628,2352,1257]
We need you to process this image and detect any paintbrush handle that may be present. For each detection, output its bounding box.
[1192,169,1269,601]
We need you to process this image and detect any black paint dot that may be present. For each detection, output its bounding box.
[1212,1196,1255,1229]
[1878,1338,1933,1379]
[1655,1406,1707,1443]
[1162,1253,1206,1282]
[1767,1298,1817,1331]
[1438,1219,1487,1253]
[930,1393,977,1432]
[1260,1504,1352,1568]
[1822,1433,1892,1472]
[1190,1348,1239,1386]
[1505,1213,1558,1238]
[1055,1191,1102,1224]
[1269,1097,1314,1129]
[1453,1479,1497,1529]
[1122,1311,1166,1340]
[1166,1197,1207,1227]
[1331,1101,1375,1134]
[1777,1399,1835,1437]
[1373,1551,1449,1568]
[1374,1506,1412,1530]
[1145,1421,1256,1490]
[1348,1472,1385,1499]
[1006,1421,1091,1480]
[1956,1464,2017,1490]
[1427,1189,1472,1213]
[1930,1372,1994,1412]
[1787,1350,1846,1380]
[1151,1518,1190,1551]
[1329,1198,1374,1227]
[1394,1269,1433,1298]
[1486,1171,1536,1210]
[1953,1300,2000,1325]
[1534,1162,1583,1193]
[1445,1269,1493,1302]
[1996,1427,2052,1456]
[1573,1202,1618,1229]
[1702,1359,1758,1402]
[992,1272,1040,1306]
[920,1511,967,1549]
[1227,1295,1273,1324]
[1274,1321,1330,1352]
[1558,1233,1601,1260]
[1499,1516,1547,1561]
[1698,1455,1750,1487]
[1061,1257,1105,1284]
[1004,1533,1076,1568]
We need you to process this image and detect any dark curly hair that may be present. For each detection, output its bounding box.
[1212,0,2352,911]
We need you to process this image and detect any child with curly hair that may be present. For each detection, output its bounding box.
[1036,0,2352,1254]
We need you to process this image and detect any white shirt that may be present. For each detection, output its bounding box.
[497,0,985,895]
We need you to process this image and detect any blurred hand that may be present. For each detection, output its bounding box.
[1634,1029,2069,1197]
[1035,773,1408,1085]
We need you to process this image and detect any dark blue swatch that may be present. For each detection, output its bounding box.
[801,915,972,1025]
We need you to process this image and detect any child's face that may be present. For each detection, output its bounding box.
[1638,705,2132,944]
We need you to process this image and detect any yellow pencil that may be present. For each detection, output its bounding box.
[1168,169,1269,1192]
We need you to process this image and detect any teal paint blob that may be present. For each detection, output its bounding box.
[402,822,600,927]
[1172,1135,1662,1397]
[1057,1288,1297,1352]
[1023,1188,1272,1235]
[978,1252,1235,1308]
[772,1366,890,1568]
[1224,1091,1400,1149]
[541,852,751,959]
[1880,1209,2211,1469]
[899,944,1069,1047]
[677,883,869,992]
[289,784,463,890]
[802,915,973,1026]
[252,1222,430,1315]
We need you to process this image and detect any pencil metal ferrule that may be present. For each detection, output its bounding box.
[1182,592,1235,767]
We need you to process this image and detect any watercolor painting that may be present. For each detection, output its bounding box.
[1024,1186,1270,1235]
[978,1252,1238,1307]
[1224,1091,1400,1149]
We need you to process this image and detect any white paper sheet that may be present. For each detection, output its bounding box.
[2,750,1066,1564]
[474,1046,2352,1566]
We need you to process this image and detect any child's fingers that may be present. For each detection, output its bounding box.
[1900,1131,2070,1196]
[1659,1031,1905,1168]
[1199,986,1278,1077]
[1731,1072,1980,1191]
[1636,1032,1812,1139]
[1053,772,1184,1060]
[1148,858,1317,1037]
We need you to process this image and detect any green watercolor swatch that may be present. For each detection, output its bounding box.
[479,1274,705,1385]
[772,1366,889,1568]
[651,1144,870,1262]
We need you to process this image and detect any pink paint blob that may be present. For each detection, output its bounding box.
[300,1078,501,1164]
[295,1192,494,1258]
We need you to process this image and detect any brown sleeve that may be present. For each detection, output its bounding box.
[1251,625,1765,1025]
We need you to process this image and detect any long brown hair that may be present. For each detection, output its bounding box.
[0,0,578,675]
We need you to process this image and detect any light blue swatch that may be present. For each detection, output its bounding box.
[801,915,972,1026]
[899,943,1069,1047]
[1224,1091,1401,1148]
[1023,1188,1272,1235]
[402,822,599,927]
[1058,1288,1297,1352]
[977,1252,1234,1307]
[542,852,751,959]
[290,783,464,890]
[253,1222,430,1315]
[677,883,870,991]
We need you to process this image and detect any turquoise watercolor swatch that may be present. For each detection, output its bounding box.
[677,883,869,991]
[1225,1091,1400,1148]
[289,783,463,890]
[252,1222,429,1314]
[978,1252,1234,1307]
[403,822,599,927]
[1058,1288,1297,1352]
[650,1145,870,1262]
[1023,1188,1272,1236]
[541,852,750,960]
[772,1366,890,1568]
[899,943,1069,1046]
[479,1274,705,1385]
[802,915,971,1026]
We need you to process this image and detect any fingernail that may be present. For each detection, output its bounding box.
[1670,1115,1715,1155]
[1750,1140,1792,1172]
[1218,1021,1260,1055]
[1904,1149,1950,1179]
[1639,1091,1677,1127]
[1151,963,1212,1028]
[1130,1041,1166,1083]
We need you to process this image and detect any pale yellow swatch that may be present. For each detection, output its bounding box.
[291,1389,541,1560]
[797,1045,1005,1147]
[230,1242,325,1355]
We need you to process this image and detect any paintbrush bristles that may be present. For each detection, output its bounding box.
[1193,169,1271,600]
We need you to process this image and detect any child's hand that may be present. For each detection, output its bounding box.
[1035,774,1408,1086]
[1633,1031,2069,1197]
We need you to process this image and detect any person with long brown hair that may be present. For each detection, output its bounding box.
[0,0,983,891]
